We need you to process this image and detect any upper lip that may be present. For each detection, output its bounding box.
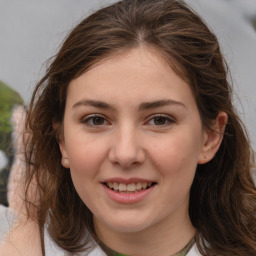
[102,177,156,184]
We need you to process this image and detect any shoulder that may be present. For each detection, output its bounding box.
[0,205,16,242]
[44,224,106,256]
[0,205,42,256]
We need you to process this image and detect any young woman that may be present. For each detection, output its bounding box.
[1,0,256,255]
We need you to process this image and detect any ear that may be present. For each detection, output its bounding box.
[59,134,70,169]
[53,121,70,169]
[198,111,228,164]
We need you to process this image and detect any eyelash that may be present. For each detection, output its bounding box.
[81,114,175,127]
[146,114,175,126]
[82,115,109,127]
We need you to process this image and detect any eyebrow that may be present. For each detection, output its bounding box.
[73,99,115,110]
[72,99,186,110]
[138,99,186,110]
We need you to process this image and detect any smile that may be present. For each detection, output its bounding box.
[104,182,156,193]
[102,178,157,203]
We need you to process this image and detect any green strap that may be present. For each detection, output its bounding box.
[172,237,195,256]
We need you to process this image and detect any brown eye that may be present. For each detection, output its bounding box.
[82,115,108,126]
[147,114,174,126]
[92,116,105,125]
[153,116,168,125]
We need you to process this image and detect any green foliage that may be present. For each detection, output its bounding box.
[0,81,24,205]
[0,81,24,152]
[0,166,10,206]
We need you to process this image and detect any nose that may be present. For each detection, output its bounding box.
[108,125,146,168]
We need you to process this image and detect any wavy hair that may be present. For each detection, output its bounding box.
[24,0,256,255]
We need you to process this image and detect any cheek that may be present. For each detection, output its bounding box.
[66,136,108,179]
[149,133,201,179]
[66,138,108,205]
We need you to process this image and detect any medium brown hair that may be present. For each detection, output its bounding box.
[25,0,256,255]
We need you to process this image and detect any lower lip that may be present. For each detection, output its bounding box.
[103,185,155,204]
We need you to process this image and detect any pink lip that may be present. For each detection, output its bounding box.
[102,184,156,204]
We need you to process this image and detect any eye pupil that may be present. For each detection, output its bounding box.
[93,116,104,125]
[154,116,166,125]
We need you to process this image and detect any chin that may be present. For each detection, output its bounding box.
[108,222,150,233]
[97,211,154,233]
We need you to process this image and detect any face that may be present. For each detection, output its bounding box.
[59,47,210,237]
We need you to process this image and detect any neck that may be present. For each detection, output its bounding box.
[94,209,196,256]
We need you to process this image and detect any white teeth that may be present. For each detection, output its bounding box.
[106,181,154,192]
[119,183,126,192]
[127,183,136,192]
[136,182,142,190]
[113,182,119,191]
[108,182,113,189]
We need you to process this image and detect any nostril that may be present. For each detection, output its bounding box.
[108,141,146,168]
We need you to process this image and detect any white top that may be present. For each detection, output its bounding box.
[187,244,202,256]
[0,204,202,256]
[0,205,16,242]
[44,240,201,256]
[44,239,202,256]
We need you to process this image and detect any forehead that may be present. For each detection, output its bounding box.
[71,45,188,87]
[66,47,196,109]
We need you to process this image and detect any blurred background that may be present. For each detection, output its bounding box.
[0,0,256,205]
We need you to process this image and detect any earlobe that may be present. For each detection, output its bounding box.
[60,144,70,168]
[59,136,70,168]
[53,121,70,169]
[61,157,70,168]
[198,111,228,164]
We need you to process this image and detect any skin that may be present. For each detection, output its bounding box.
[0,220,42,256]
[0,106,42,256]
[59,47,227,256]
[0,174,41,256]
[0,46,227,256]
